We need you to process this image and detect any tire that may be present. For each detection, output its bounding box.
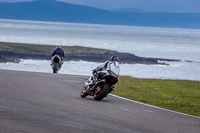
[94,84,110,101]
[80,87,88,98]
[53,63,59,73]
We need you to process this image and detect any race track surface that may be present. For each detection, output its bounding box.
[0,69,199,133]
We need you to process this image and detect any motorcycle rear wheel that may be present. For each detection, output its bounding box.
[53,63,59,73]
[94,84,110,101]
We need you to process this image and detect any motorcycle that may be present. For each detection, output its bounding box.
[51,55,63,73]
[80,61,120,101]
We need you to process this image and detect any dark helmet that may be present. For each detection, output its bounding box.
[110,56,119,62]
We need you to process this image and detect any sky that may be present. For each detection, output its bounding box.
[1,0,200,13]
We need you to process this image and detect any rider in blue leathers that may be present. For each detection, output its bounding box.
[51,46,65,59]
[51,46,65,66]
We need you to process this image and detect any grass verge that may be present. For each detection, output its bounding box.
[112,76,200,117]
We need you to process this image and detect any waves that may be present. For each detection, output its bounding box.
[0,19,200,81]
[0,59,199,81]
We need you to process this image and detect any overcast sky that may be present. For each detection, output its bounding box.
[1,0,200,13]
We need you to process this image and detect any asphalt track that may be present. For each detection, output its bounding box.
[0,69,200,133]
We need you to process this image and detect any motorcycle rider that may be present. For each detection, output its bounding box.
[93,55,119,73]
[90,55,120,86]
[51,46,65,66]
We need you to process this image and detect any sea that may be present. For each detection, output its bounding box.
[0,19,200,81]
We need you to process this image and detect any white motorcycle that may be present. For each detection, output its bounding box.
[80,61,120,101]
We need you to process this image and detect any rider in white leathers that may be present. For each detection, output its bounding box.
[90,56,120,85]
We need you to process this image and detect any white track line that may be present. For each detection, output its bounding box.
[109,94,200,119]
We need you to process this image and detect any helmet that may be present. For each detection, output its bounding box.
[56,46,61,49]
[110,56,119,62]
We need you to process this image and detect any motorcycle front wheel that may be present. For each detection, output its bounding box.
[80,87,88,98]
[94,84,110,101]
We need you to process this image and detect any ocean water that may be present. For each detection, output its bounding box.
[0,19,200,81]
[0,19,200,61]
[0,59,199,81]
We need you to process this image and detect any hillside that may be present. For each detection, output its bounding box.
[0,0,200,28]
[0,42,179,64]
[0,0,114,23]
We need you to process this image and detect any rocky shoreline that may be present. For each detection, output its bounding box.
[0,42,180,65]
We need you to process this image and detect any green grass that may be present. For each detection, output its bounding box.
[112,76,200,117]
